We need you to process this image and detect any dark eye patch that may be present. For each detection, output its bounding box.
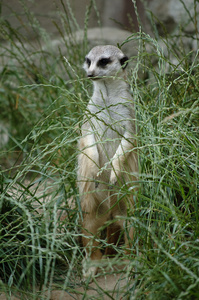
[120,56,129,69]
[85,57,91,67]
[97,57,112,67]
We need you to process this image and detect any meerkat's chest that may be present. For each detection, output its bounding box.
[88,92,131,123]
[83,93,134,165]
[88,102,128,137]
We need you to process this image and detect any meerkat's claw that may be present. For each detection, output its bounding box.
[95,181,99,188]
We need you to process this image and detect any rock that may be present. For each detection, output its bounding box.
[54,27,138,57]
[148,0,199,35]
[0,27,138,75]
[0,124,9,148]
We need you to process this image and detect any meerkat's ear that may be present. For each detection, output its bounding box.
[120,56,129,69]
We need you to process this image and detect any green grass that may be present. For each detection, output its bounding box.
[0,0,199,299]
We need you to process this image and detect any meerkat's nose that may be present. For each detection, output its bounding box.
[87,72,95,78]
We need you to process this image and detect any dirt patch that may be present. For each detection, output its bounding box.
[49,261,130,300]
[51,274,127,299]
[0,260,131,299]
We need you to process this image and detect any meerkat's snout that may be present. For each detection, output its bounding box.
[84,45,129,79]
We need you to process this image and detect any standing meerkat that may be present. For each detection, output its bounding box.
[78,45,138,278]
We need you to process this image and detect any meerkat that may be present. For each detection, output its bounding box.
[78,45,138,278]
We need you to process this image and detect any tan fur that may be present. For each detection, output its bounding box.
[78,45,138,278]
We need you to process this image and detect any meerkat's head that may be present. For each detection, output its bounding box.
[83,45,128,80]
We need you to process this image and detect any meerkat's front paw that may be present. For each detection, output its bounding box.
[109,169,118,187]
[82,258,98,280]
[83,265,98,280]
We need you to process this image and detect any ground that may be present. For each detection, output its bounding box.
[0,263,130,299]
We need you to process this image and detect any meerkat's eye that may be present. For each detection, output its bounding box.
[97,57,112,67]
[120,56,129,69]
[85,57,91,67]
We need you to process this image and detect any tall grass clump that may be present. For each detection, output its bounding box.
[121,30,199,299]
[0,0,198,299]
[0,0,94,298]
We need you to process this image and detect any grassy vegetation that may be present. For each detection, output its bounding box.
[0,0,198,299]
